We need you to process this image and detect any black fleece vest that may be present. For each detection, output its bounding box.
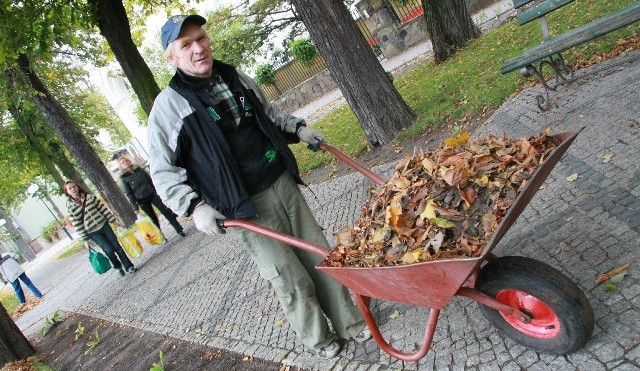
[214,95,286,195]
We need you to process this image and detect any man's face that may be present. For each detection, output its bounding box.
[168,22,213,78]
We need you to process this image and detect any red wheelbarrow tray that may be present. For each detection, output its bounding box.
[222,129,581,359]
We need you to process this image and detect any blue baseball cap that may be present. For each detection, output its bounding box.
[161,15,206,50]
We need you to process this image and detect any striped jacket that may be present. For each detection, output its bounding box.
[66,194,116,240]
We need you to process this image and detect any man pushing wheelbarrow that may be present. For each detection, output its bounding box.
[148,14,371,359]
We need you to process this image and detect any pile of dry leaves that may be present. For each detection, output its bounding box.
[326,129,558,268]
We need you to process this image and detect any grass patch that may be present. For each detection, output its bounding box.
[295,0,639,173]
[54,240,85,260]
[1,285,20,314]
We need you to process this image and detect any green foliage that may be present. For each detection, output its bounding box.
[292,108,368,174]
[0,9,126,208]
[75,322,85,340]
[289,38,318,66]
[150,351,166,371]
[206,7,263,68]
[0,284,21,313]
[0,108,47,210]
[84,330,100,355]
[40,220,64,243]
[294,0,639,173]
[55,241,85,260]
[42,60,131,154]
[41,310,61,336]
[603,283,616,292]
[255,64,277,86]
[451,123,462,138]
[33,359,56,371]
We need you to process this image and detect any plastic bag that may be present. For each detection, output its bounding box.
[88,246,111,274]
[136,215,165,245]
[117,227,143,258]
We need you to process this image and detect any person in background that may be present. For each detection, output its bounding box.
[0,252,43,306]
[146,14,371,359]
[63,180,137,276]
[115,152,186,237]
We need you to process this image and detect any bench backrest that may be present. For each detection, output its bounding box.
[515,0,575,25]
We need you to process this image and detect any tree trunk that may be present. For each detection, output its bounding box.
[89,0,160,116]
[0,209,36,261]
[48,141,89,190]
[0,304,34,367]
[12,54,136,228]
[8,101,89,190]
[290,0,415,146]
[422,0,480,64]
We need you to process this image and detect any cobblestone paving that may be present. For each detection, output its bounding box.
[16,51,639,370]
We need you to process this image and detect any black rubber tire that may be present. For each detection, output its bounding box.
[475,256,594,354]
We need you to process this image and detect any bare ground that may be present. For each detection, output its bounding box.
[16,310,300,371]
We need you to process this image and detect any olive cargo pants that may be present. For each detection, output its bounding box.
[238,172,365,351]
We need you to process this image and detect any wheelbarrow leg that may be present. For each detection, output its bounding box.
[353,293,440,362]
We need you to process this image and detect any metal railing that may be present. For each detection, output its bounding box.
[386,0,424,24]
[261,56,328,101]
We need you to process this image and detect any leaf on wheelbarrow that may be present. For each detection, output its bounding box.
[327,129,560,268]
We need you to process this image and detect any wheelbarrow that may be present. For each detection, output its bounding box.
[221,129,594,361]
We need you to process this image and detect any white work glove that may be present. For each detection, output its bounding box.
[192,202,226,235]
[297,126,326,146]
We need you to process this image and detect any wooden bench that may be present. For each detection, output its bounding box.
[500,1,640,111]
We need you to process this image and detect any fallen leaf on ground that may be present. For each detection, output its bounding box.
[609,272,627,283]
[390,310,401,319]
[566,173,578,182]
[595,262,632,285]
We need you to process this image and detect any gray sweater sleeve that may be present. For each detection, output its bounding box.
[147,88,199,217]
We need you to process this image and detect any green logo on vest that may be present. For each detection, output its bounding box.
[207,107,221,121]
[265,149,277,163]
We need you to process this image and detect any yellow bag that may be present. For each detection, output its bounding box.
[117,227,143,258]
[136,216,165,245]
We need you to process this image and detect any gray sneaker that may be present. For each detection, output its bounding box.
[316,340,342,359]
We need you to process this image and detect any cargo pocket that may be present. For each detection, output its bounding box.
[259,264,295,302]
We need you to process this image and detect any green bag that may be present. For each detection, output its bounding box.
[88,246,111,274]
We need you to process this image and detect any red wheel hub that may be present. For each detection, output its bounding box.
[496,289,561,338]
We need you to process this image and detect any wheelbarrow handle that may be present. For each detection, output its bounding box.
[317,142,387,186]
[220,219,329,257]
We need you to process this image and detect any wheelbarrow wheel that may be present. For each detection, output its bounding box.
[475,256,593,354]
